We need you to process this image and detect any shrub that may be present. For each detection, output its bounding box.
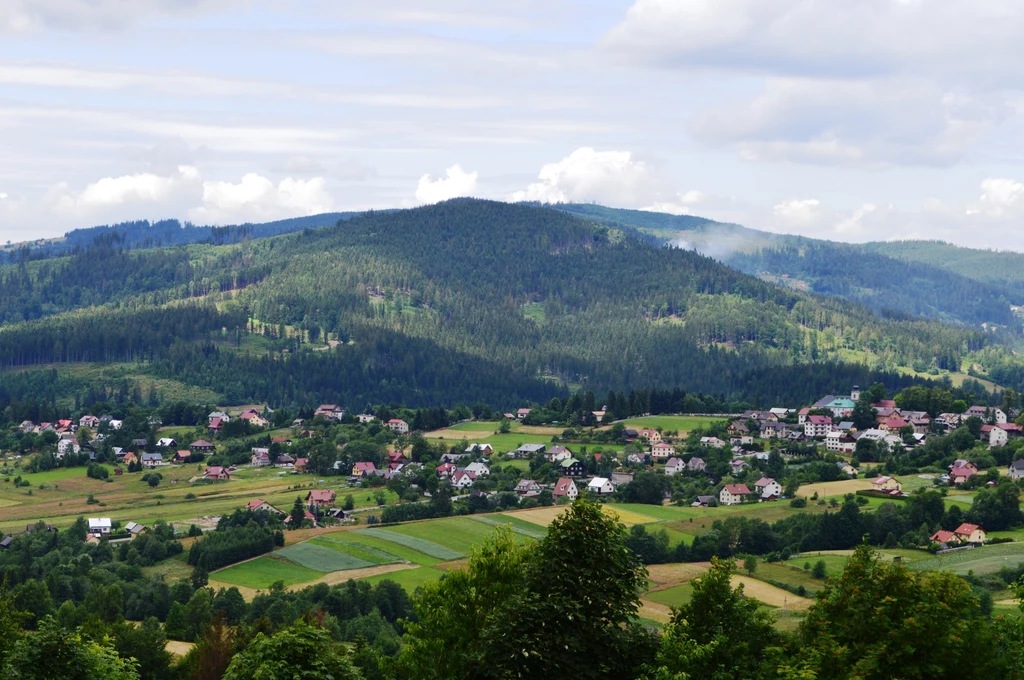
[790,497,807,508]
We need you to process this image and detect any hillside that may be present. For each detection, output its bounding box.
[554,204,1024,331]
[0,199,1010,409]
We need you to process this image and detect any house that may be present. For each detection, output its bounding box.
[239,409,269,428]
[357,414,376,424]
[546,445,573,463]
[465,443,494,456]
[836,461,858,477]
[552,477,578,501]
[699,436,727,448]
[271,436,293,447]
[387,419,409,434]
[560,458,585,477]
[57,439,81,457]
[306,489,336,508]
[611,471,634,487]
[880,415,909,433]
[284,510,317,527]
[246,499,285,514]
[251,448,271,467]
[87,518,112,537]
[79,415,100,428]
[514,443,547,458]
[208,418,224,432]
[624,428,639,440]
[787,431,807,443]
[965,405,1006,424]
[719,484,751,506]
[588,477,615,495]
[439,453,469,465]
[208,411,230,424]
[727,421,749,436]
[825,431,856,453]
[758,422,789,439]
[592,409,607,422]
[314,404,344,420]
[125,522,145,537]
[293,458,308,472]
[651,442,676,459]
[686,457,706,472]
[435,462,456,478]
[824,398,856,418]
[798,407,811,424]
[352,462,377,477]
[755,477,783,501]
[804,415,833,438]
[515,479,542,497]
[954,522,987,544]
[639,429,662,444]
[140,453,163,468]
[1008,459,1024,480]
[452,470,477,489]
[930,529,959,546]
[742,410,778,422]
[730,459,750,476]
[950,459,979,474]
[275,454,295,468]
[871,475,902,493]
[949,466,977,485]
[465,462,490,477]
[516,408,532,420]
[156,438,176,448]
[769,407,792,418]
[190,440,215,454]
[692,495,716,508]
[664,457,685,476]
[173,450,191,463]
[204,466,231,481]
[835,421,855,432]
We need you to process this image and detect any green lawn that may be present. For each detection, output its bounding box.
[646,583,693,608]
[617,415,728,433]
[307,538,403,565]
[213,555,323,589]
[380,517,534,556]
[318,532,442,566]
[442,421,507,433]
[911,543,1024,575]
[363,566,444,592]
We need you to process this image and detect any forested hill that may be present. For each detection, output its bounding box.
[555,204,1024,330]
[0,198,1006,409]
[0,211,362,265]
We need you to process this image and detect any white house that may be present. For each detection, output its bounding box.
[357,414,376,423]
[719,484,751,506]
[825,431,856,453]
[804,415,833,438]
[552,477,578,501]
[587,477,615,495]
[547,445,573,463]
[156,438,176,448]
[1009,460,1024,480]
[464,462,490,477]
[664,457,685,476]
[57,439,81,457]
[140,453,163,468]
[515,479,542,497]
[451,470,477,489]
[755,477,783,500]
[109,419,124,431]
[87,518,112,536]
[699,436,727,448]
[387,419,409,434]
[251,449,271,467]
[687,457,707,472]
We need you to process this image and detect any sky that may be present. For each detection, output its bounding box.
[2,0,1024,249]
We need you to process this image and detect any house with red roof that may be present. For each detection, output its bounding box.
[239,409,269,427]
[305,489,336,508]
[954,522,986,544]
[929,529,959,545]
[246,499,284,515]
[204,466,231,481]
[387,419,409,435]
[293,458,308,472]
[436,462,456,478]
[208,417,223,432]
[552,477,578,501]
[719,484,751,506]
[871,475,902,493]
[651,442,675,459]
[949,465,977,485]
[190,440,215,454]
[880,416,909,432]
[352,462,377,477]
[452,469,477,490]
[804,415,833,438]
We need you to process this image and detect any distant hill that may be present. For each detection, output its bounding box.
[551,204,1024,331]
[0,199,1004,408]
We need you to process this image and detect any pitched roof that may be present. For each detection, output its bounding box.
[754,477,776,487]
[930,530,956,544]
[954,522,982,537]
[553,477,575,495]
[307,489,336,502]
[807,415,832,425]
[723,484,751,495]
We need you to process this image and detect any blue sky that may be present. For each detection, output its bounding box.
[2,0,1024,248]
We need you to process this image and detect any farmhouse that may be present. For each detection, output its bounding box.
[306,489,336,508]
[465,443,494,456]
[692,495,716,508]
[204,466,231,481]
[387,419,410,434]
[587,477,615,495]
[516,408,532,420]
[87,518,111,537]
[719,484,751,506]
[125,522,146,537]
[173,451,190,464]
[293,458,308,472]
[552,477,578,501]
[352,462,377,477]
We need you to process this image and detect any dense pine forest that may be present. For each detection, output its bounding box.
[0,199,1018,410]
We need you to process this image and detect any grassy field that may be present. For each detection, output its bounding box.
[357,527,466,560]
[646,583,694,608]
[910,543,1024,575]
[613,415,728,433]
[276,542,376,572]
[213,555,323,589]
[380,517,536,555]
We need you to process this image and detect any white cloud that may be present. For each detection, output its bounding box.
[512,147,660,205]
[1,0,242,33]
[50,165,203,218]
[191,174,334,223]
[414,164,478,204]
[968,178,1024,218]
